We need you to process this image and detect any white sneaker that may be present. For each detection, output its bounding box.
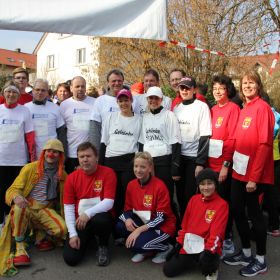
[205,271,218,280]
[151,244,173,264]
[131,253,146,263]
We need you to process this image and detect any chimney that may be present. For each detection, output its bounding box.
[15,48,21,53]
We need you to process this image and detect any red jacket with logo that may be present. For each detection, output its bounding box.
[232,97,275,184]
[124,176,176,236]
[177,192,228,255]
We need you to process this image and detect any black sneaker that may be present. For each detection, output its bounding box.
[240,258,267,277]
[96,246,110,266]
[223,251,254,266]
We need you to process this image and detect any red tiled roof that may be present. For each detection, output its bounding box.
[0,48,36,69]
[229,53,280,74]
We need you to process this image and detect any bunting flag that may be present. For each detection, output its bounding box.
[159,40,225,56]
[269,51,280,75]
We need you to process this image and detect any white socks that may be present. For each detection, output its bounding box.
[242,248,252,257]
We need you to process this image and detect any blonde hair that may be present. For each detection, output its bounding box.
[134,152,155,176]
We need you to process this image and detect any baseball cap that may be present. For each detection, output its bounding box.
[116,89,133,100]
[146,86,163,98]
[178,76,196,88]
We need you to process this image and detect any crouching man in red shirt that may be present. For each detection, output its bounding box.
[63,142,117,267]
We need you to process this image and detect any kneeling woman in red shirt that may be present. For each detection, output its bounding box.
[115,152,176,264]
[163,168,228,280]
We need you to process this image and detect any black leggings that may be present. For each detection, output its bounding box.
[104,155,135,218]
[216,173,233,240]
[0,166,22,224]
[231,178,267,255]
[175,157,197,218]
[63,212,113,266]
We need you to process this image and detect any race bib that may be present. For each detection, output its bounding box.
[133,209,151,224]
[183,233,205,254]
[180,124,196,142]
[233,151,250,175]
[0,124,20,143]
[78,197,100,215]
[208,139,223,158]
[109,133,133,153]
[34,120,48,137]
[145,141,167,157]
[73,113,90,131]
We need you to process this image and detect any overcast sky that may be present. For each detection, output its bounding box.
[0,29,43,53]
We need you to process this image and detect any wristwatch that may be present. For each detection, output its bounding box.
[223,161,231,168]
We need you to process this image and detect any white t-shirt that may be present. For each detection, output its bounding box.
[139,108,181,157]
[90,94,138,124]
[101,112,142,157]
[25,101,65,158]
[60,96,95,157]
[0,104,34,166]
[133,93,172,115]
[174,100,212,157]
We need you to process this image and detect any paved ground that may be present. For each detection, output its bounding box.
[3,234,280,280]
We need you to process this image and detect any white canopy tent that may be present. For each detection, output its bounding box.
[0,0,167,40]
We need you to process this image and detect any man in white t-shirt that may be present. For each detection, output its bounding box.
[60,76,95,173]
[25,79,66,159]
[134,69,172,115]
[89,69,125,151]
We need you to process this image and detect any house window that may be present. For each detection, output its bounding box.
[76,48,86,64]
[47,55,55,69]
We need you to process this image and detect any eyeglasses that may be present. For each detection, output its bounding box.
[14,76,27,80]
[213,87,226,92]
[179,85,191,90]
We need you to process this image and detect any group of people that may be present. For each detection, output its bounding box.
[0,66,279,279]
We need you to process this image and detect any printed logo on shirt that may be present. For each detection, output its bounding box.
[93,180,103,193]
[242,117,252,129]
[1,119,19,125]
[145,128,163,141]
[113,129,133,136]
[215,117,223,128]
[143,194,153,208]
[73,108,89,113]
[178,119,191,125]
[205,209,216,223]
[32,113,48,119]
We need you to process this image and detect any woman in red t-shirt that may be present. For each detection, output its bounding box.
[208,75,240,257]
[223,71,275,277]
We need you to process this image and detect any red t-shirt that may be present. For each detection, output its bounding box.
[232,97,275,184]
[0,93,33,105]
[208,102,240,172]
[177,193,228,255]
[63,165,117,217]
[125,176,176,236]
[171,96,182,111]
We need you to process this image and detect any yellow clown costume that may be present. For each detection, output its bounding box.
[0,140,67,276]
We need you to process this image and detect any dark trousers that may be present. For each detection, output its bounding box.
[104,155,135,218]
[216,173,233,239]
[65,157,79,174]
[175,157,197,218]
[154,164,174,199]
[163,253,200,277]
[231,178,267,255]
[0,166,22,224]
[263,160,280,230]
[63,212,113,266]
[115,213,169,253]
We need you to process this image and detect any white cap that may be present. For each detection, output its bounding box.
[146,86,163,98]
